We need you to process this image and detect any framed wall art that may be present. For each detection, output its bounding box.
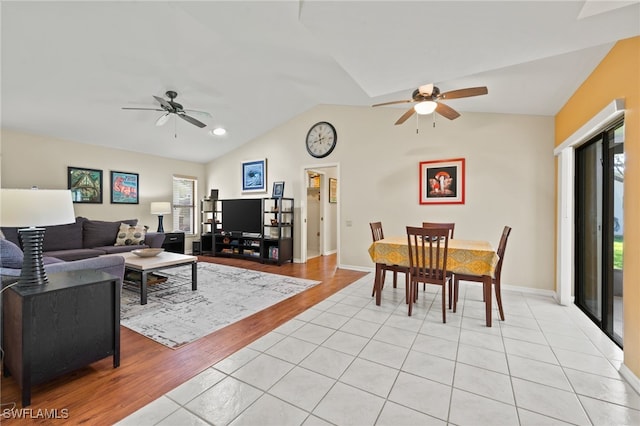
[272,181,285,198]
[68,166,103,204]
[419,158,465,205]
[329,177,338,203]
[110,171,139,204]
[242,159,266,192]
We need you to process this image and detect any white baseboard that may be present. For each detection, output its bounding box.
[338,266,558,297]
[500,283,556,298]
[338,264,374,273]
[619,364,640,395]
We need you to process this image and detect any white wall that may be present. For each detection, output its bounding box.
[1,129,206,250]
[206,104,556,291]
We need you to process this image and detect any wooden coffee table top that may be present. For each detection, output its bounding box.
[104,251,197,271]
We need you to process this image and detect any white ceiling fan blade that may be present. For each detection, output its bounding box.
[155,113,171,126]
[185,109,212,118]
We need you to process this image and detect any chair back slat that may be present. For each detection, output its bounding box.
[494,226,512,281]
[406,226,450,285]
[370,222,384,242]
[422,222,455,239]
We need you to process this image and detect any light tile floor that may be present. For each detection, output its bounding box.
[117,274,640,426]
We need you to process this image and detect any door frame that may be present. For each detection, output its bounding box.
[554,99,624,306]
[299,162,340,264]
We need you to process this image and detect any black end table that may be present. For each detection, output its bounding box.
[2,270,120,407]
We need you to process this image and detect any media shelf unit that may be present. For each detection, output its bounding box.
[205,197,294,265]
[200,198,222,255]
[262,197,293,265]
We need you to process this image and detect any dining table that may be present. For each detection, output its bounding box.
[368,236,499,326]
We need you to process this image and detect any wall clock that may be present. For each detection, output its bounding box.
[305,121,337,158]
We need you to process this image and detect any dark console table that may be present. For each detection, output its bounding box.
[161,232,185,254]
[2,270,120,407]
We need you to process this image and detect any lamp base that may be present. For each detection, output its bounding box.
[18,227,48,286]
[157,215,165,233]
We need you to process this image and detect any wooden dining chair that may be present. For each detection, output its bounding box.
[406,226,451,321]
[369,222,410,301]
[453,226,512,321]
[422,222,455,239]
[421,222,455,306]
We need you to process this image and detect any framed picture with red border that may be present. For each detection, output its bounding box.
[419,158,465,205]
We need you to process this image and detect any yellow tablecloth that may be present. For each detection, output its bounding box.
[368,236,498,277]
[368,236,499,326]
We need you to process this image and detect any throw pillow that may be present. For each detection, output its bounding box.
[115,223,147,246]
[0,238,24,268]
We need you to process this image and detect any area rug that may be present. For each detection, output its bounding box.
[120,262,320,349]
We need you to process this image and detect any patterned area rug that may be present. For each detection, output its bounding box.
[120,262,319,349]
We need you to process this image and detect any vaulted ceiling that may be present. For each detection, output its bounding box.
[2,1,639,163]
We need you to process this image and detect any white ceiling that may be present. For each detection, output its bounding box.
[2,1,639,164]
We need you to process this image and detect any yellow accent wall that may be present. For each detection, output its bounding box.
[555,37,640,377]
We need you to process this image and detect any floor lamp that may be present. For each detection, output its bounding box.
[150,202,172,233]
[0,188,75,286]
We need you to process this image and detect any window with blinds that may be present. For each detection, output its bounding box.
[172,175,196,235]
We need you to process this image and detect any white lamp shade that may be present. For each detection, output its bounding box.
[150,201,172,215]
[414,101,438,115]
[0,189,75,227]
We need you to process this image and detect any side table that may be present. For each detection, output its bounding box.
[2,270,120,407]
[161,232,185,254]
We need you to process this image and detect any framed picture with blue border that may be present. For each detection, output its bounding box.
[242,159,267,192]
[110,170,139,204]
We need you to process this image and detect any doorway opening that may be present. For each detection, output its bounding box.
[300,165,338,264]
[306,171,322,259]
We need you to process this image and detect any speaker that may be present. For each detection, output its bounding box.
[210,189,219,200]
[192,240,201,255]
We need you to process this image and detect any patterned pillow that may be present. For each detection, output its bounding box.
[114,223,147,246]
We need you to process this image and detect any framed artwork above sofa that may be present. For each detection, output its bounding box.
[68,166,103,204]
[111,171,139,204]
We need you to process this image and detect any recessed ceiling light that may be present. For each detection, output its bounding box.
[210,127,227,136]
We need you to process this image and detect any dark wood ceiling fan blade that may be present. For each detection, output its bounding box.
[178,113,207,128]
[122,107,164,111]
[153,95,174,111]
[439,86,488,100]
[435,102,460,120]
[395,107,416,125]
[372,99,413,107]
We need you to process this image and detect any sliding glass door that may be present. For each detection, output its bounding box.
[575,120,624,346]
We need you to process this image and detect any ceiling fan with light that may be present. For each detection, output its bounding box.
[122,90,210,128]
[372,84,488,125]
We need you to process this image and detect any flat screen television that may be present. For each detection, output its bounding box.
[222,199,262,234]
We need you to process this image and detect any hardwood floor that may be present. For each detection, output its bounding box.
[0,254,367,425]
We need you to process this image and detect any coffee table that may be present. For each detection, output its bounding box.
[105,251,197,305]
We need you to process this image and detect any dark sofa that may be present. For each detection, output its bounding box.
[1,216,165,261]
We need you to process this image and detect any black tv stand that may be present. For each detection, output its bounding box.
[203,197,294,265]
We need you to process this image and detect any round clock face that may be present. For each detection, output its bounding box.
[306,121,337,158]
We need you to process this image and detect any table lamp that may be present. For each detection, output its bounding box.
[150,201,171,233]
[0,188,75,286]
